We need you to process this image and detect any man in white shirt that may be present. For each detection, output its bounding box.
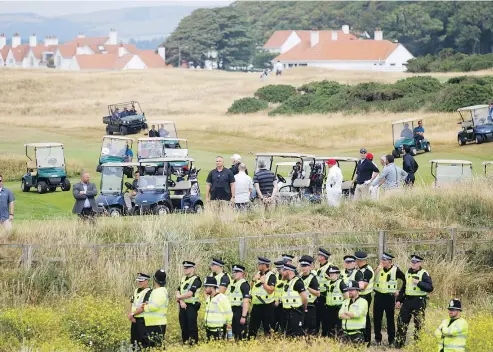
[234,163,253,210]
[325,159,343,207]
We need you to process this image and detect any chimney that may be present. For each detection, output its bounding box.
[12,33,21,48]
[0,34,6,49]
[77,32,85,39]
[118,43,125,58]
[44,36,59,46]
[374,28,383,41]
[29,33,37,47]
[331,30,338,41]
[342,25,350,35]
[310,30,319,47]
[158,46,165,61]
[76,43,84,55]
[108,28,117,45]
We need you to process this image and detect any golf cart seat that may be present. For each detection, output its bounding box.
[169,180,191,200]
[27,160,38,176]
[462,121,474,129]
[292,178,310,188]
[341,180,352,191]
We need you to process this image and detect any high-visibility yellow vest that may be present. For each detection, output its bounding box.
[341,269,357,284]
[180,275,200,304]
[212,272,231,292]
[339,296,368,335]
[374,266,398,294]
[252,271,275,305]
[228,278,247,307]
[326,279,344,306]
[143,286,168,326]
[302,273,317,304]
[282,277,303,309]
[205,293,233,328]
[405,269,429,297]
[317,262,332,293]
[358,265,374,296]
[132,287,150,318]
[275,273,286,302]
[434,317,468,352]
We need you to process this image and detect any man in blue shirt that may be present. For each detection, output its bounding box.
[0,175,15,233]
[413,120,425,147]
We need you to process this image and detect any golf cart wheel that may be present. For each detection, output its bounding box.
[476,134,484,144]
[120,126,128,136]
[392,149,400,158]
[425,143,431,152]
[410,147,418,156]
[108,207,122,217]
[154,204,170,216]
[106,126,113,136]
[37,181,48,194]
[458,137,466,146]
[49,186,57,192]
[61,179,71,191]
[194,204,204,214]
[21,180,30,192]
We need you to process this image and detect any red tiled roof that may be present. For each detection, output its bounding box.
[0,45,10,60]
[65,37,109,46]
[57,44,77,58]
[31,45,57,59]
[103,44,139,55]
[263,30,293,48]
[75,53,139,70]
[264,30,358,49]
[11,44,29,62]
[275,40,400,62]
[137,50,166,68]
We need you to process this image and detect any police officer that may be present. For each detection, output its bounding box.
[316,247,333,335]
[203,276,233,340]
[133,269,169,348]
[434,299,468,352]
[281,262,308,337]
[175,261,202,345]
[249,256,277,338]
[273,259,286,333]
[299,255,320,335]
[128,273,151,349]
[354,251,374,345]
[325,266,348,337]
[395,254,434,348]
[228,264,251,340]
[282,253,295,265]
[341,255,357,283]
[373,252,406,346]
[209,258,231,294]
[339,280,368,344]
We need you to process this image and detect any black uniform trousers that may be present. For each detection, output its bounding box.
[206,326,226,340]
[146,325,166,348]
[284,308,305,337]
[315,295,327,335]
[130,317,149,349]
[373,291,396,344]
[179,303,200,345]
[360,293,372,344]
[248,303,275,338]
[325,305,342,338]
[274,303,285,333]
[232,306,248,340]
[304,304,317,335]
[395,296,427,348]
[341,329,365,344]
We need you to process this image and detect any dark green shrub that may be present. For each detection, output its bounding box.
[348,82,404,102]
[269,94,315,115]
[297,80,345,96]
[433,84,493,112]
[394,76,442,95]
[254,84,297,103]
[406,55,435,73]
[227,97,268,114]
[447,76,493,86]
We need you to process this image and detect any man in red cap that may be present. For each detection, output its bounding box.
[352,149,379,201]
[326,159,343,206]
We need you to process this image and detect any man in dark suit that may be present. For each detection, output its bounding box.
[72,171,98,221]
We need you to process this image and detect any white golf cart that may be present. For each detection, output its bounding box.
[137,137,188,161]
[147,120,178,138]
[483,161,493,175]
[314,156,359,197]
[457,105,493,145]
[430,159,473,187]
[96,136,134,172]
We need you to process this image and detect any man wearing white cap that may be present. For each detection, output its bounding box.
[230,154,248,176]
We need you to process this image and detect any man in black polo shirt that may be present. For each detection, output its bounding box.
[205,156,235,202]
[352,148,379,200]
[253,160,277,205]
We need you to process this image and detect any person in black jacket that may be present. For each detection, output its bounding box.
[402,146,419,186]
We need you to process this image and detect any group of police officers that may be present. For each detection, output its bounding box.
[128,248,468,351]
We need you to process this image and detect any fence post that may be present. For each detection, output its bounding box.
[91,246,99,264]
[311,233,320,256]
[163,241,170,272]
[448,228,457,261]
[239,238,247,261]
[378,231,387,259]
[22,245,33,269]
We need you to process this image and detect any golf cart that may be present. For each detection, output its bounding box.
[96,162,138,217]
[483,161,493,175]
[430,159,472,187]
[457,105,493,145]
[137,138,188,161]
[133,157,203,215]
[21,143,71,194]
[147,120,178,138]
[96,136,134,174]
[103,101,148,136]
[391,118,431,158]
[314,156,359,197]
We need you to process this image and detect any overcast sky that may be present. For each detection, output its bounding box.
[0,1,232,16]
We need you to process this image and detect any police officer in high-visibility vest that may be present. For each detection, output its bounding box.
[373,252,406,346]
[341,255,357,283]
[228,264,251,340]
[133,269,169,348]
[128,273,152,349]
[395,254,433,349]
[354,251,374,345]
[299,255,320,335]
[339,280,368,344]
[203,276,233,340]
[208,258,231,295]
[324,266,348,337]
[316,247,333,336]
[249,256,277,338]
[273,259,286,333]
[175,261,202,345]
[282,253,295,265]
[434,299,468,352]
[281,262,308,337]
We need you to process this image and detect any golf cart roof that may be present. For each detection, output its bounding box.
[138,137,187,142]
[315,156,359,162]
[24,143,63,148]
[457,105,489,112]
[429,159,472,165]
[140,157,194,163]
[391,117,423,125]
[102,135,135,141]
[275,162,297,166]
[482,161,493,166]
[256,152,315,158]
[100,162,139,168]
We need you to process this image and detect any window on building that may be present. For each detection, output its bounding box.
[299,63,307,67]
[390,63,396,66]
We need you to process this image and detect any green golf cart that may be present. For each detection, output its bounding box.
[391,118,431,158]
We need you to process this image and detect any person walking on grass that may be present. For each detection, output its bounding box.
[72,171,98,222]
[234,163,253,210]
[0,174,15,234]
[205,156,235,205]
[402,145,419,186]
[434,299,468,352]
